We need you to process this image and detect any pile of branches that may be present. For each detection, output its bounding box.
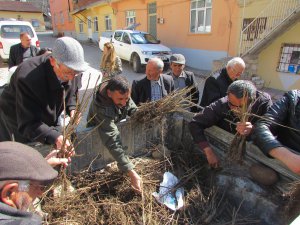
[42,147,260,225]
[131,87,196,124]
[284,180,300,223]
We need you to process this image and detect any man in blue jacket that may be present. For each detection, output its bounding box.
[253,90,300,175]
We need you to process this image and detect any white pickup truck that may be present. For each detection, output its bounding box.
[99,30,172,73]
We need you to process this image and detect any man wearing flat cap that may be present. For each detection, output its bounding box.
[0,37,88,152]
[0,141,60,224]
[166,54,199,112]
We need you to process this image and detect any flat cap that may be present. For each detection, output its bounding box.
[170,54,186,65]
[0,142,58,183]
[52,37,89,72]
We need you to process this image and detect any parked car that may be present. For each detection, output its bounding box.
[99,30,172,73]
[0,20,40,61]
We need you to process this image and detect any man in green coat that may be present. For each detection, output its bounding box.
[87,76,142,193]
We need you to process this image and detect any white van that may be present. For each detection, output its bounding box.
[0,20,40,61]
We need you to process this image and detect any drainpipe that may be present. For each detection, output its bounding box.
[238,0,246,56]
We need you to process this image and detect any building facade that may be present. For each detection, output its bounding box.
[49,0,76,37]
[111,0,240,71]
[238,0,300,90]
[0,1,46,31]
[71,0,117,42]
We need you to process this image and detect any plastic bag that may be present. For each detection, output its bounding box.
[152,171,184,211]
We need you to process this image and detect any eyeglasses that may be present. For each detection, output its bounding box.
[228,101,242,109]
[172,64,184,67]
[231,66,244,76]
[56,63,79,77]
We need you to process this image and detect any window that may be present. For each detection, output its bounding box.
[190,0,212,33]
[242,17,267,41]
[114,31,123,41]
[122,33,131,44]
[79,20,84,33]
[126,10,136,27]
[105,15,112,31]
[31,20,40,28]
[68,13,73,22]
[60,11,64,24]
[1,25,34,38]
[88,18,92,29]
[53,13,56,25]
[94,17,98,32]
[277,43,300,74]
[130,33,159,44]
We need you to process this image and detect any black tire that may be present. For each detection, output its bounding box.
[132,54,142,73]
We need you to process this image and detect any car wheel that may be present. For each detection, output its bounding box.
[132,54,142,73]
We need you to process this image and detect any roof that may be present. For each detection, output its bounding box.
[0,1,42,13]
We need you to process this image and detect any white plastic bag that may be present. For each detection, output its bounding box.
[152,171,184,211]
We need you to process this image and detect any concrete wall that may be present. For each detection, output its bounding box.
[72,119,165,172]
[0,11,45,31]
[257,21,300,91]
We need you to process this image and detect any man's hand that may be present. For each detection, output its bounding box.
[45,150,71,168]
[204,147,220,168]
[270,147,300,174]
[70,110,81,125]
[236,121,253,136]
[127,169,142,194]
[55,135,75,157]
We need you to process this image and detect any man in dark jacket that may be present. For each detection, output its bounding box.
[189,80,272,168]
[0,37,88,152]
[165,54,199,112]
[8,32,39,69]
[252,90,300,175]
[131,58,174,105]
[87,76,142,193]
[0,141,58,225]
[200,57,245,107]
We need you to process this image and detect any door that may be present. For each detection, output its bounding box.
[148,2,157,38]
[87,16,92,39]
[119,32,132,61]
[112,31,124,58]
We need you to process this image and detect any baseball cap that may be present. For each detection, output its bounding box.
[170,54,186,65]
[52,37,89,72]
[0,142,58,183]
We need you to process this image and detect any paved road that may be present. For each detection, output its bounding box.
[37,32,146,85]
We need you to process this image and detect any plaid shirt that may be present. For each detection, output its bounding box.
[172,72,187,90]
[150,79,162,101]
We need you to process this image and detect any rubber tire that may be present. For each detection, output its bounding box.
[132,54,142,73]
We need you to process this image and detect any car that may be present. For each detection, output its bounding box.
[0,20,40,61]
[99,30,172,73]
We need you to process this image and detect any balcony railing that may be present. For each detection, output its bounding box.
[239,0,300,56]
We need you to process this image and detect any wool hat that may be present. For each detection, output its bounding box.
[170,54,186,65]
[0,142,58,183]
[52,37,89,72]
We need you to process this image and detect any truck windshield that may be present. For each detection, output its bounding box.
[130,33,159,44]
[0,25,34,38]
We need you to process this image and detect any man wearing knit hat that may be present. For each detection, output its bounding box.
[0,141,60,224]
[0,37,88,152]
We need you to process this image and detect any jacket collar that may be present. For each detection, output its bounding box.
[220,67,234,84]
[44,58,71,91]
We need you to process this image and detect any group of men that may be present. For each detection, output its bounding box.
[0,34,299,224]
